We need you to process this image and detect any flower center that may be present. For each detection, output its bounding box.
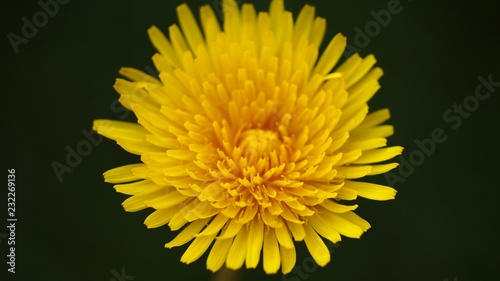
[239,129,281,162]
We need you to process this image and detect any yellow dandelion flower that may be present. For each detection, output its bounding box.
[94,0,403,275]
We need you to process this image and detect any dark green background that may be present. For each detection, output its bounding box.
[2,0,499,280]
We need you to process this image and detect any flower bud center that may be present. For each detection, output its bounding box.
[239,129,281,159]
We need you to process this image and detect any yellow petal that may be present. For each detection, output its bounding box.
[309,17,326,48]
[122,188,167,212]
[114,79,157,111]
[335,165,372,179]
[275,224,294,248]
[168,203,190,231]
[321,200,358,213]
[218,219,243,239]
[353,146,403,164]
[114,180,162,195]
[168,24,189,62]
[241,4,256,28]
[286,220,305,241]
[368,163,399,175]
[347,75,381,106]
[263,228,280,274]
[343,180,396,201]
[342,138,387,152]
[200,7,220,45]
[206,237,233,272]
[116,138,163,155]
[269,0,284,25]
[223,0,241,43]
[292,4,315,46]
[335,187,357,200]
[351,125,394,140]
[280,244,296,274]
[118,67,161,85]
[303,224,330,266]
[335,211,371,232]
[177,4,204,54]
[147,25,180,68]
[308,214,342,243]
[133,104,173,137]
[166,149,196,161]
[317,209,365,239]
[340,54,377,89]
[226,225,248,270]
[335,149,362,167]
[93,120,147,142]
[103,164,145,183]
[245,218,264,268]
[151,53,173,73]
[180,234,217,264]
[348,67,384,95]
[145,189,188,209]
[313,33,346,76]
[144,207,179,228]
[166,218,210,248]
[196,213,229,237]
[358,108,391,129]
[335,53,362,83]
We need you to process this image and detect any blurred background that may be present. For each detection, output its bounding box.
[1,0,499,280]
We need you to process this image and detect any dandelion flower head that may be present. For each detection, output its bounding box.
[94,0,403,274]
